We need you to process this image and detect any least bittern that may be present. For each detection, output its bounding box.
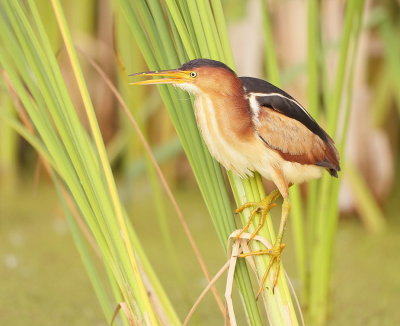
[130,59,340,295]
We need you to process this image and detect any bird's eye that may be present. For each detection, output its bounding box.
[190,72,197,78]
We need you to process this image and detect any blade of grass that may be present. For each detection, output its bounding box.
[50,1,159,322]
[171,1,299,322]
[261,0,307,315]
[345,162,386,232]
[119,0,300,324]
[1,1,182,324]
[81,49,226,314]
[0,82,18,189]
[116,2,264,325]
[261,0,280,85]
[309,1,365,323]
[380,15,400,115]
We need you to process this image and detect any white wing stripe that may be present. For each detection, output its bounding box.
[248,92,312,119]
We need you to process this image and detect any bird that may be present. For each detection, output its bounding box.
[130,58,340,295]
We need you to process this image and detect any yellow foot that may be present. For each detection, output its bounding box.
[235,190,281,241]
[239,242,286,298]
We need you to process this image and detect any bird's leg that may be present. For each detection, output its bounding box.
[239,197,290,296]
[235,189,280,241]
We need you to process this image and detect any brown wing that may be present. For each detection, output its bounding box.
[256,107,340,176]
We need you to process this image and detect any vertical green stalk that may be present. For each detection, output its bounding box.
[306,0,320,118]
[261,0,280,85]
[179,0,299,322]
[303,0,321,304]
[50,1,158,323]
[115,2,261,324]
[1,0,182,324]
[119,0,299,324]
[309,0,365,324]
[0,92,18,189]
[380,14,400,115]
[262,0,307,314]
[345,162,386,232]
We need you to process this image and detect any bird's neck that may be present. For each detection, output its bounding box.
[194,87,253,140]
[192,88,254,176]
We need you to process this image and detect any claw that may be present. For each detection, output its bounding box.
[239,242,286,298]
[269,203,278,209]
[234,190,281,241]
[234,195,291,299]
[235,202,258,214]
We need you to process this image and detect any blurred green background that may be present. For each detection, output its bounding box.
[1,0,399,325]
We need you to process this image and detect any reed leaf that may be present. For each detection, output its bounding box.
[0,86,18,187]
[380,11,400,115]
[259,1,368,324]
[308,0,366,324]
[117,0,300,324]
[0,0,181,324]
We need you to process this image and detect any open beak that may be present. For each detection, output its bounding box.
[129,69,191,85]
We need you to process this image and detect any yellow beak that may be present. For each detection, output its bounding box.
[129,69,191,85]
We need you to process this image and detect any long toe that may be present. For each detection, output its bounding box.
[235,190,281,241]
[255,242,285,297]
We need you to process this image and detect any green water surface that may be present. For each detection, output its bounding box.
[1,182,399,325]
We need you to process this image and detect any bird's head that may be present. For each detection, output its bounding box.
[130,59,239,96]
